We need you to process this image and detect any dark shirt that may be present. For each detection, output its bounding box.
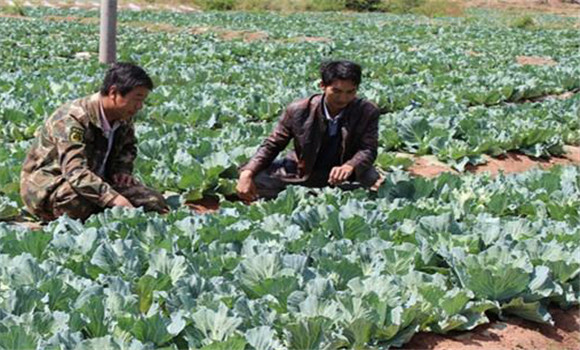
[313,114,343,172]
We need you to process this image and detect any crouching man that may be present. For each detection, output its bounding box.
[237,60,382,201]
[21,62,168,221]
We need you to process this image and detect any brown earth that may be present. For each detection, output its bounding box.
[223,30,269,43]
[516,55,558,66]
[466,146,580,176]
[467,0,580,16]
[285,36,333,43]
[523,88,580,103]
[190,26,270,42]
[403,307,580,350]
[0,1,199,13]
[127,21,181,33]
[409,145,580,178]
[0,13,30,19]
[186,196,220,214]
[466,50,483,57]
[43,15,100,25]
[190,26,333,43]
[2,0,580,16]
[409,155,459,178]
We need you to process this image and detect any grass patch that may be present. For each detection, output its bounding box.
[233,0,345,12]
[511,15,537,29]
[380,0,464,17]
[412,0,465,17]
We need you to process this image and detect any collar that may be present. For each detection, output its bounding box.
[99,99,112,133]
[98,98,120,135]
[86,93,104,130]
[322,95,344,122]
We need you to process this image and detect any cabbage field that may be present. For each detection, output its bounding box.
[0,6,579,349]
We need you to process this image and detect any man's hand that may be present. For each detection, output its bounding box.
[328,164,354,186]
[112,173,138,187]
[108,195,134,208]
[237,170,258,202]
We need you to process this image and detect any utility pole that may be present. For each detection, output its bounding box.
[99,0,118,64]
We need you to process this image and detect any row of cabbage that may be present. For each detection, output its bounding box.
[1,9,579,214]
[3,92,578,219]
[2,9,580,127]
[0,165,578,348]
[3,9,580,125]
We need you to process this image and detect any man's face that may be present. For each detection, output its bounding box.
[320,79,358,113]
[109,86,149,122]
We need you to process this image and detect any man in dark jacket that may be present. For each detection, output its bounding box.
[237,60,381,201]
[20,63,168,221]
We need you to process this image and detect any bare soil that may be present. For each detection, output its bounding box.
[403,307,580,350]
[285,36,333,43]
[465,50,483,57]
[516,55,558,66]
[128,21,181,33]
[467,0,580,16]
[467,146,580,175]
[409,145,580,178]
[0,1,199,13]
[523,88,580,103]
[409,155,459,178]
[2,0,579,16]
[190,26,269,42]
[186,196,220,214]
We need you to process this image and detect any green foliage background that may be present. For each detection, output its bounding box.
[0,5,579,348]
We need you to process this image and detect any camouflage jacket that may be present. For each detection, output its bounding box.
[20,93,137,217]
[242,94,380,182]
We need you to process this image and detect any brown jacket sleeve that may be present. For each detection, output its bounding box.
[241,108,293,175]
[345,107,379,172]
[109,124,137,176]
[53,116,119,207]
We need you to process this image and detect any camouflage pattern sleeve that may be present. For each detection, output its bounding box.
[109,123,137,176]
[52,116,120,207]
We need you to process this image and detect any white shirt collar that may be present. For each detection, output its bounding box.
[99,100,119,134]
[323,96,344,122]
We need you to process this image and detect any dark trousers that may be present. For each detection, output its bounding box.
[253,158,380,199]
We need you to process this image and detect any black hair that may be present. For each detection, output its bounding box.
[320,60,362,87]
[100,62,154,96]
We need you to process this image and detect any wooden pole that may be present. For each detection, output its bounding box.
[99,0,118,64]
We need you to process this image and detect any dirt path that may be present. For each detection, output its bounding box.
[467,0,580,16]
[3,0,580,16]
[403,307,580,350]
[0,0,199,13]
[408,145,580,178]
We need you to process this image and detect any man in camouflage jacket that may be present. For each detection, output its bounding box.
[237,60,382,201]
[21,63,168,221]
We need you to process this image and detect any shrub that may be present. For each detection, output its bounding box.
[201,0,347,12]
[194,0,236,11]
[380,0,425,14]
[379,0,463,17]
[308,0,347,11]
[413,0,464,17]
[511,15,537,29]
[345,0,383,11]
